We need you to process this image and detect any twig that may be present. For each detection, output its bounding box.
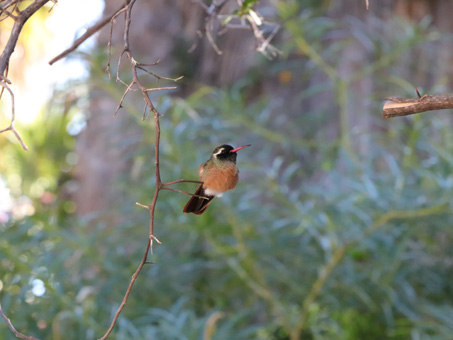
[160,179,207,198]
[205,18,223,55]
[191,0,280,58]
[0,304,40,340]
[0,73,12,84]
[163,179,203,186]
[0,3,18,21]
[144,86,177,92]
[97,0,198,337]
[161,186,209,199]
[0,80,28,150]
[105,7,128,78]
[246,14,281,59]
[97,239,152,340]
[0,66,10,100]
[141,102,148,120]
[136,64,184,82]
[383,93,453,118]
[114,80,135,115]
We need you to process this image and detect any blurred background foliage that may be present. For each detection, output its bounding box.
[2,0,453,339]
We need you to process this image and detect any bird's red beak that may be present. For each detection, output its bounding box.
[230,144,251,153]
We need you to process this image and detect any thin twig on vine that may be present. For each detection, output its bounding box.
[0,304,40,340]
[383,92,453,118]
[105,7,128,78]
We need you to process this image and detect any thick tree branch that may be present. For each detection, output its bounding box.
[0,0,50,75]
[383,94,453,118]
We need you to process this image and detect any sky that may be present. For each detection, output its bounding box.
[17,0,104,124]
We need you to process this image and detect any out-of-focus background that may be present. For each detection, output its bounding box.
[2,1,453,339]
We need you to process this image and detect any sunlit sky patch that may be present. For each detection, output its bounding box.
[17,0,104,124]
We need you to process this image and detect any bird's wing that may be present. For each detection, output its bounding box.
[199,162,207,180]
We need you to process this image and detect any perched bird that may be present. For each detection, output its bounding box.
[183,144,251,215]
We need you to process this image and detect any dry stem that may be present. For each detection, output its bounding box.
[0,304,40,340]
[96,1,198,338]
[383,92,453,118]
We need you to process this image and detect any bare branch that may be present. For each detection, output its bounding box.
[383,93,453,118]
[205,18,223,55]
[0,304,40,340]
[0,2,18,21]
[49,1,131,65]
[10,127,29,150]
[97,240,152,340]
[144,86,177,92]
[0,80,28,150]
[98,0,177,336]
[114,80,135,116]
[0,81,15,132]
[141,102,149,120]
[135,202,149,209]
[162,186,209,199]
[0,73,12,84]
[136,64,184,82]
[192,0,280,58]
[163,179,203,186]
[0,0,50,76]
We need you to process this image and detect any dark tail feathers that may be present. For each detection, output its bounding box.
[183,185,214,215]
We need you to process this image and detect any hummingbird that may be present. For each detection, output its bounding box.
[183,144,251,215]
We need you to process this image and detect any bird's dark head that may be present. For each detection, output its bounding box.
[211,144,251,164]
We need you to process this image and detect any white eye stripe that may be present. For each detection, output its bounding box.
[214,148,225,156]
